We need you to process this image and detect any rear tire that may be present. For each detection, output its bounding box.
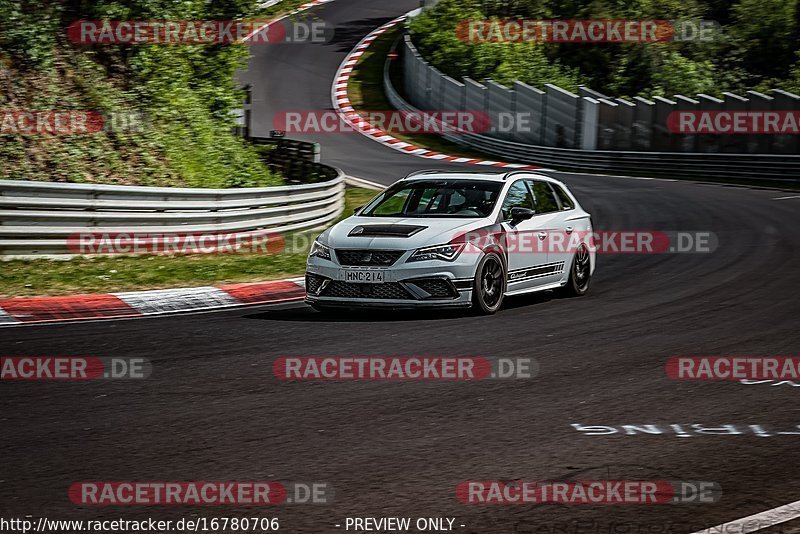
[472,252,506,314]
[559,244,592,297]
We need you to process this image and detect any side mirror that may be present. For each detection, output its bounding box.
[509,207,534,223]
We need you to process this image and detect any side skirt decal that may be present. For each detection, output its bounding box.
[507,262,565,284]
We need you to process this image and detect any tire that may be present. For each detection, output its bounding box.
[559,244,592,297]
[472,252,506,314]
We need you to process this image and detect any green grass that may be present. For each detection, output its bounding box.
[0,4,283,189]
[0,187,379,298]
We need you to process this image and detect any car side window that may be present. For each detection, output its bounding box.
[528,180,560,214]
[500,181,534,220]
[551,183,575,210]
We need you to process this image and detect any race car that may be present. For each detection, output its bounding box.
[305,170,595,314]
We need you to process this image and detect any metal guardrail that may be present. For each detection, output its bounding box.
[389,32,800,181]
[250,137,336,184]
[0,172,345,257]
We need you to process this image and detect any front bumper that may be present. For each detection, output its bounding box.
[305,252,479,308]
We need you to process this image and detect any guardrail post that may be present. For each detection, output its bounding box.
[721,92,749,153]
[746,90,774,154]
[442,75,465,114]
[402,36,417,105]
[675,95,700,152]
[578,87,607,148]
[631,96,654,151]
[614,98,636,150]
[485,79,514,140]
[770,89,800,155]
[580,98,599,150]
[696,94,724,153]
[652,96,677,151]
[596,98,620,150]
[544,84,580,149]
[464,78,488,125]
[512,81,545,146]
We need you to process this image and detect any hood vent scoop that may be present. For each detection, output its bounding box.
[348,225,427,238]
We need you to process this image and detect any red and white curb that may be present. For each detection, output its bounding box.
[331,16,540,170]
[0,278,306,326]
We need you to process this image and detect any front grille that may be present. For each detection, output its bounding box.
[321,281,414,300]
[335,249,404,266]
[305,273,326,295]
[406,278,458,299]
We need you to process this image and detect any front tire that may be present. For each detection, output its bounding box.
[472,252,506,314]
[559,244,592,297]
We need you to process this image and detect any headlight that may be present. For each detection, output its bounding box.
[407,243,465,262]
[309,240,332,260]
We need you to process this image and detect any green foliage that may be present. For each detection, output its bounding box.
[648,51,718,97]
[410,0,800,98]
[730,0,799,81]
[410,2,582,90]
[0,0,280,187]
[0,0,61,68]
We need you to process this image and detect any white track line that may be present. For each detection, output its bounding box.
[344,175,384,190]
[689,500,800,534]
[772,195,800,200]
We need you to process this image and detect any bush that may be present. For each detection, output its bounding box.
[409,0,800,99]
[0,0,280,187]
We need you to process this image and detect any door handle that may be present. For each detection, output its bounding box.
[537,232,547,240]
[565,226,574,234]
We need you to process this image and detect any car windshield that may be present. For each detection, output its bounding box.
[360,179,502,218]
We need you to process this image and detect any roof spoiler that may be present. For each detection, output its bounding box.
[402,169,453,179]
[501,170,536,180]
[402,169,537,181]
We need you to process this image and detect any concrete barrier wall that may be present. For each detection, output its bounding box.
[401,35,800,155]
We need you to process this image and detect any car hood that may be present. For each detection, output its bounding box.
[321,216,495,250]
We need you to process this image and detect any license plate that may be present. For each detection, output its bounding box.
[342,269,386,283]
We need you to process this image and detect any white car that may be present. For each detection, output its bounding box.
[305,170,595,314]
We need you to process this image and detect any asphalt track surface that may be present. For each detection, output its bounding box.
[2,1,800,532]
